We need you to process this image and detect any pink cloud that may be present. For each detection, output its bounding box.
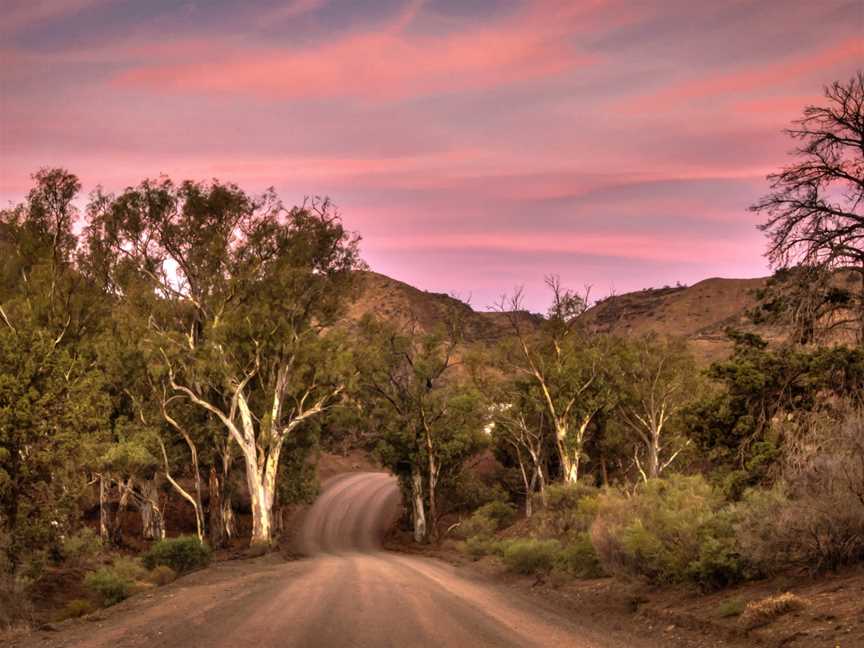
[624,37,863,114]
[363,231,755,264]
[113,3,600,100]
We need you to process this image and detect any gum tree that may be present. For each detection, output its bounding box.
[86,180,360,547]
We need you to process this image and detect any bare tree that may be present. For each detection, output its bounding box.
[752,72,864,340]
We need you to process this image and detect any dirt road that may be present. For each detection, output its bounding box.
[16,472,657,648]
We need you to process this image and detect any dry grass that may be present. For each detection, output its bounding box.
[739,592,806,629]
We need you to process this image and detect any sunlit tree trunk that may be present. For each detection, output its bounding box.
[410,464,427,543]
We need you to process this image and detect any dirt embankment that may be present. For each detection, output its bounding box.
[394,537,864,648]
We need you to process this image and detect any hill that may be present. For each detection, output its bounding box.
[350,271,860,363]
[349,272,782,362]
[580,276,782,362]
[346,271,540,343]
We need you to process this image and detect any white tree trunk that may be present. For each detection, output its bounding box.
[410,465,427,543]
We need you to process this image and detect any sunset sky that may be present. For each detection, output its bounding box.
[2,0,862,310]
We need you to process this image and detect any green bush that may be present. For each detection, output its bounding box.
[456,501,516,540]
[590,475,745,587]
[61,528,101,566]
[535,483,600,539]
[142,536,211,573]
[501,539,561,575]
[111,556,148,582]
[84,568,131,607]
[553,533,605,578]
[445,472,509,513]
[464,535,498,559]
[57,598,96,621]
[147,565,177,586]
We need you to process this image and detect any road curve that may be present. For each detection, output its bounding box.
[18,472,639,648]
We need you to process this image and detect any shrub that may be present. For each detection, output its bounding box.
[739,593,806,629]
[446,472,509,513]
[84,568,131,607]
[553,533,604,579]
[147,565,177,586]
[463,535,498,559]
[590,475,745,587]
[61,528,101,567]
[111,556,148,582]
[736,409,864,574]
[500,539,560,575]
[142,536,211,573]
[535,483,599,539]
[455,501,516,540]
[717,597,745,618]
[57,599,96,621]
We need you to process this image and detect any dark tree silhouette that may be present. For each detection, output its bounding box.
[752,71,864,340]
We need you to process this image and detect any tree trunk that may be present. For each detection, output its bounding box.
[243,445,281,549]
[410,464,427,543]
[110,477,133,544]
[426,453,439,542]
[208,467,224,548]
[647,431,660,480]
[140,477,165,540]
[99,475,111,544]
[525,469,537,518]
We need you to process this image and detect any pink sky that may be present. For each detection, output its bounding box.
[1,0,862,311]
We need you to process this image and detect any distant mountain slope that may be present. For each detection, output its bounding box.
[349,271,856,364]
[580,277,784,362]
[346,271,539,343]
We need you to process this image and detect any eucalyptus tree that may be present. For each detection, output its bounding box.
[356,315,485,542]
[612,334,699,482]
[0,169,110,566]
[468,354,548,517]
[86,179,360,547]
[497,277,613,484]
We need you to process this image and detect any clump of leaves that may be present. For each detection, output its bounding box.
[84,568,131,607]
[500,539,561,575]
[61,528,102,567]
[142,536,211,573]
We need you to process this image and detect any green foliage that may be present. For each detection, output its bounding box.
[147,565,177,586]
[61,528,102,567]
[142,536,211,573]
[111,556,148,582]
[84,568,131,607]
[464,535,499,559]
[685,334,864,494]
[553,533,604,578]
[500,539,561,575]
[444,471,509,514]
[456,501,516,540]
[591,475,745,588]
[536,483,599,538]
